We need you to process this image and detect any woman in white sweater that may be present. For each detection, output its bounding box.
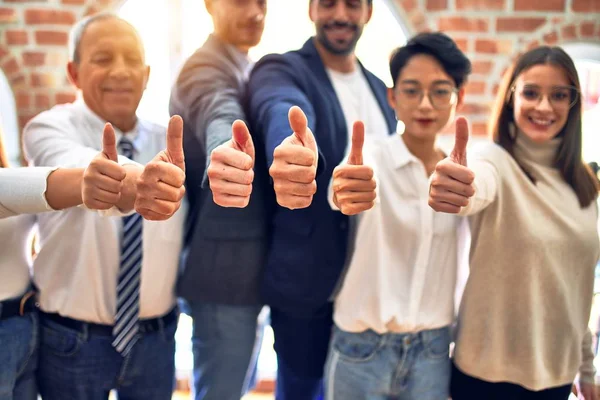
[0,128,86,400]
[429,46,599,399]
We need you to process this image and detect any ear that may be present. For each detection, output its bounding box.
[204,0,213,15]
[387,87,396,110]
[67,61,81,89]
[308,0,316,23]
[456,86,466,109]
[365,2,373,23]
[143,65,151,90]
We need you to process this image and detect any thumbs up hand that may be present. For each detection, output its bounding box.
[428,117,475,214]
[135,115,186,220]
[332,121,376,215]
[207,120,255,208]
[269,106,318,210]
[82,123,127,210]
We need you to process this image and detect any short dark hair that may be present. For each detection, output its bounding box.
[389,32,471,88]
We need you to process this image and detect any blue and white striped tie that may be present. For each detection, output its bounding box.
[112,137,143,356]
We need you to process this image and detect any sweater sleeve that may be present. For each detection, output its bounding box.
[0,167,58,219]
[579,328,597,384]
[458,158,500,217]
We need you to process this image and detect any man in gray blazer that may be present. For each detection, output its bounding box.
[168,1,272,399]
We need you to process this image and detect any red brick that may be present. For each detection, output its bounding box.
[6,30,28,45]
[25,9,76,25]
[465,81,486,95]
[474,38,513,54]
[472,122,488,136]
[35,94,51,109]
[1,57,19,76]
[56,92,76,105]
[572,0,600,12]
[22,51,46,67]
[496,17,546,32]
[35,31,69,46]
[10,74,26,89]
[0,7,18,23]
[410,12,427,29]
[543,31,559,45]
[454,38,470,52]
[426,0,448,10]
[439,17,489,32]
[400,0,418,12]
[15,92,30,108]
[458,102,491,114]
[456,0,505,10]
[62,0,85,4]
[31,72,56,88]
[0,47,8,60]
[562,24,577,40]
[472,60,494,74]
[524,41,539,51]
[19,114,36,129]
[581,22,596,37]
[514,0,565,11]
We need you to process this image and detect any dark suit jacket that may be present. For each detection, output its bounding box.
[248,38,396,315]
[170,34,273,306]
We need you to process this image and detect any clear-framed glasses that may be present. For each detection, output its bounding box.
[510,84,580,111]
[395,82,459,110]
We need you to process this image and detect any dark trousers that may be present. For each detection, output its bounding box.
[270,303,333,400]
[451,362,572,400]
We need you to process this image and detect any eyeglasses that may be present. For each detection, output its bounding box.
[395,82,459,110]
[510,84,580,111]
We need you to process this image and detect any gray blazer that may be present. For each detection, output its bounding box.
[169,34,272,306]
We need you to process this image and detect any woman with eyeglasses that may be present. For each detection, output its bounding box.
[324,32,471,400]
[429,46,599,400]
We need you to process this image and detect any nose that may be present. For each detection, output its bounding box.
[109,56,131,80]
[536,94,553,112]
[250,1,265,22]
[418,90,434,110]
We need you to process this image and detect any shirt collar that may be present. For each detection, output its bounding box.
[223,40,253,78]
[75,97,145,153]
[388,121,419,170]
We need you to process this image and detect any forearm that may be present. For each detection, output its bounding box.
[45,168,84,210]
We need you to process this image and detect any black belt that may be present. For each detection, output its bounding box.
[0,291,38,321]
[40,307,179,336]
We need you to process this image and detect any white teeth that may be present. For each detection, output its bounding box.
[530,117,552,126]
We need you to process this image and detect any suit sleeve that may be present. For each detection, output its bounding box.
[248,55,321,169]
[171,54,246,186]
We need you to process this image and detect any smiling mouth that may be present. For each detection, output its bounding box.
[528,116,555,127]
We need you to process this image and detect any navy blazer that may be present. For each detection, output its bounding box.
[248,38,396,315]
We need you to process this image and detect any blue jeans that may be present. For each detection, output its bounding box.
[37,312,177,400]
[0,312,38,400]
[187,302,265,400]
[324,325,451,400]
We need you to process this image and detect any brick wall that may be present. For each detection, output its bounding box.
[1,0,599,139]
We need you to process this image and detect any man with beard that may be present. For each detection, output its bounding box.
[207,0,396,398]
[169,1,272,399]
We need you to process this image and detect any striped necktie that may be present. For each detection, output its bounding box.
[112,136,143,356]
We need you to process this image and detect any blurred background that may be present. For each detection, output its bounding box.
[1,0,599,398]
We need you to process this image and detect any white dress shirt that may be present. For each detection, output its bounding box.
[329,131,464,334]
[23,99,186,324]
[0,167,56,301]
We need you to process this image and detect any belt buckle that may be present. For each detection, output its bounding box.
[19,291,36,316]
